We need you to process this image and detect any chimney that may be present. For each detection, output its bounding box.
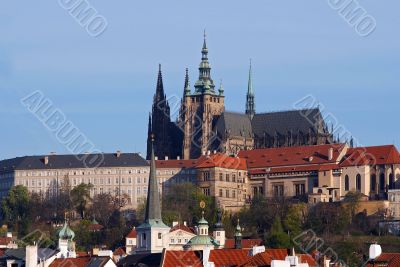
[177,156,180,160]
[6,232,12,238]
[155,156,158,160]
[116,150,121,158]
[207,150,211,156]
[213,150,217,154]
[165,156,168,160]
[328,148,333,161]
[44,156,49,165]
[183,221,187,226]
[308,156,314,162]
[25,245,38,267]
[172,221,178,227]
[202,151,206,156]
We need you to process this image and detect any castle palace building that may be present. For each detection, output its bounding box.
[147,34,334,160]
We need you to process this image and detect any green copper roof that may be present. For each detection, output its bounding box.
[198,211,208,225]
[137,219,169,229]
[235,219,242,237]
[187,235,219,246]
[58,221,75,240]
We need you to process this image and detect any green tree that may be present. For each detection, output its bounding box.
[284,203,306,237]
[265,216,290,248]
[343,191,362,222]
[71,183,93,219]
[1,185,30,235]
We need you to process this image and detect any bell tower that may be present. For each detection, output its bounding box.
[180,32,225,159]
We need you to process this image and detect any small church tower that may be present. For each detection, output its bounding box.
[58,219,76,258]
[136,136,170,254]
[213,208,225,248]
[245,60,255,119]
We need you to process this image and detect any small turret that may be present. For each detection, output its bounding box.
[234,219,242,249]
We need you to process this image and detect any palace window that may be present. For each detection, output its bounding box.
[294,183,305,196]
[226,174,230,182]
[202,188,210,196]
[219,173,223,181]
[232,174,236,183]
[226,189,230,198]
[232,190,236,198]
[379,173,385,191]
[219,189,223,197]
[273,184,284,197]
[203,172,210,181]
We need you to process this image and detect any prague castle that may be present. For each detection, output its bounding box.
[147,33,334,160]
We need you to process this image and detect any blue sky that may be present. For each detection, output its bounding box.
[0,1,399,160]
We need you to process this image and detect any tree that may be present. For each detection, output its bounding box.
[71,183,93,219]
[1,185,30,235]
[284,203,306,237]
[343,191,362,222]
[87,193,119,226]
[265,216,290,248]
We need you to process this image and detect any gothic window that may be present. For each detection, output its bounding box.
[356,174,361,191]
[370,174,376,191]
[379,173,385,191]
[389,174,394,189]
[345,175,349,191]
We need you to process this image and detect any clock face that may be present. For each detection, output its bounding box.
[200,200,206,209]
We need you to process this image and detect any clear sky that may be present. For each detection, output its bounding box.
[1,1,399,160]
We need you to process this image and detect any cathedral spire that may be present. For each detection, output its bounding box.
[184,68,190,96]
[245,59,255,119]
[194,30,216,95]
[155,64,165,102]
[145,135,163,222]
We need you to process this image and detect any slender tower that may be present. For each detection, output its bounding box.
[136,136,170,254]
[245,59,255,119]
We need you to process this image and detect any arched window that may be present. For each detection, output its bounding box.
[318,189,323,194]
[356,174,361,191]
[389,174,394,189]
[379,173,385,191]
[345,175,349,191]
[370,174,376,191]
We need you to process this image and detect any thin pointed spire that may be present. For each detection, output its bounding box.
[144,135,163,222]
[218,79,224,96]
[195,31,215,94]
[155,64,165,102]
[245,59,255,119]
[184,68,190,96]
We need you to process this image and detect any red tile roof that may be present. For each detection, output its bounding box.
[239,144,347,169]
[224,239,263,249]
[366,253,400,267]
[0,237,12,246]
[209,249,252,266]
[49,257,91,267]
[196,153,247,170]
[169,223,195,234]
[341,145,400,167]
[126,228,137,238]
[113,247,126,256]
[156,159,199,169]
[88,224,103,231]
[162,248,317,267]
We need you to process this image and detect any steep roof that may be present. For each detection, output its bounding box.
[169,223,195,234]
[224,238,262,249]
[366,253,400,267]
[126,228,137,238]
[215,112,253,139]
[196,153,247,170]
[239,143,347,169]
[341,145,400,167]
[252,108,326,137]
[0,153,148,172]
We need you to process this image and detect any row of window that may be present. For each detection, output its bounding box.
[202,172,246,183]
[218,188,237,199]
[344,173,396,192]
[16,169,148,177]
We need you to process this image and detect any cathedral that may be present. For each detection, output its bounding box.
[146,34,334,160]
